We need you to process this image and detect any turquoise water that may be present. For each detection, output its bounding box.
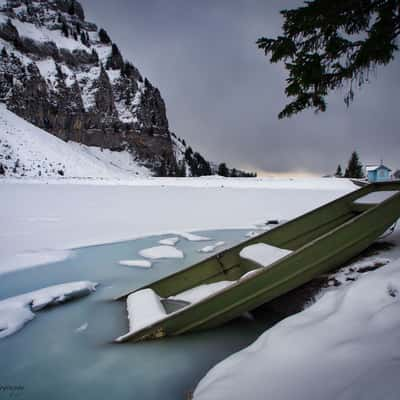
[0,230,284,400]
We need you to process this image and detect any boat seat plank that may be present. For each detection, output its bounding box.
[117,289,167,341]
[169,281,235,303]
[354,190,398,205]
[239,243,292,267]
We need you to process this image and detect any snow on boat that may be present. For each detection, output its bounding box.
[115,182,400,342]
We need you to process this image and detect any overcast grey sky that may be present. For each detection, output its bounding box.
[81,0,399,176]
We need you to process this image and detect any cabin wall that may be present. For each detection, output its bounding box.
[368,169,390,183]
[376,169,390,182]
[367,170,377,182]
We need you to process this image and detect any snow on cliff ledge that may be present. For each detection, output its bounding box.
[0,105,151,178]
[194,257,400,400]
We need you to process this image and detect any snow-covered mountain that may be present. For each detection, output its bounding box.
[0,0,205,177]
[0,103,152,178]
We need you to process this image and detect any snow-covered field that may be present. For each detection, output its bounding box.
[0,177,355,274]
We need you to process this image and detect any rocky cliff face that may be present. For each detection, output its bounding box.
[0,0,189,175]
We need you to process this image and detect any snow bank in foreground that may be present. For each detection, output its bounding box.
[194,258,400,400]
[0,281,98,339]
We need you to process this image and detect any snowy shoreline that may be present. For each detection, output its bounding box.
[0,175,356,189]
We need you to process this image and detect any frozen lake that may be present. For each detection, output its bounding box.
[0,229,285,400]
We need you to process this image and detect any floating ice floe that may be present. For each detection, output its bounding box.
[13,249,74,270]
[75,322,89,333]
[199,241,225,253]
[138,246,184,260]
[0,281,98,339]
[118,259,152,268]
[158,237,180,246]
[245,231,260,238]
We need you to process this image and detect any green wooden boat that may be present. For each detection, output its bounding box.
[115,181,400,343]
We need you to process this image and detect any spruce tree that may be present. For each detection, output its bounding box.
[106,44,123,70]
[257,0,400,118]
[99,28,111,44]
[80,31,87,45]
[91,48,99,62]
[176,162,186,177]
[184,147,193,159]
[13,159,20,174]
[125,89,132,106]
[68,1,76,15]
[194,153,211,176]
[218,163,229,177]
[156,159,167,177]
[344,151,364,178]
[55,63,64,80]
[335,164,343,177]
[61,21,69,37]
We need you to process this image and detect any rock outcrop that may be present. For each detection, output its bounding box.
[0,0,192,175]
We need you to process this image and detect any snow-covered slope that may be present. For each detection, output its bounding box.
[0,0,195,176]
[0,104,151,178]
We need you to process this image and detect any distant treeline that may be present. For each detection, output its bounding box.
[215,162,257,178]
[168,145,257,178]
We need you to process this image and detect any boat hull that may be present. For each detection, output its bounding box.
[116,182,400,342]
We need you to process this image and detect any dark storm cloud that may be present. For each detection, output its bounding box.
[80,0,400,175]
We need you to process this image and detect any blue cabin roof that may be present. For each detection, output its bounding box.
[366,164,391,172]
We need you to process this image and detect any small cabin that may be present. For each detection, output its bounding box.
[366,163,392,183]
[393,170,400,181]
